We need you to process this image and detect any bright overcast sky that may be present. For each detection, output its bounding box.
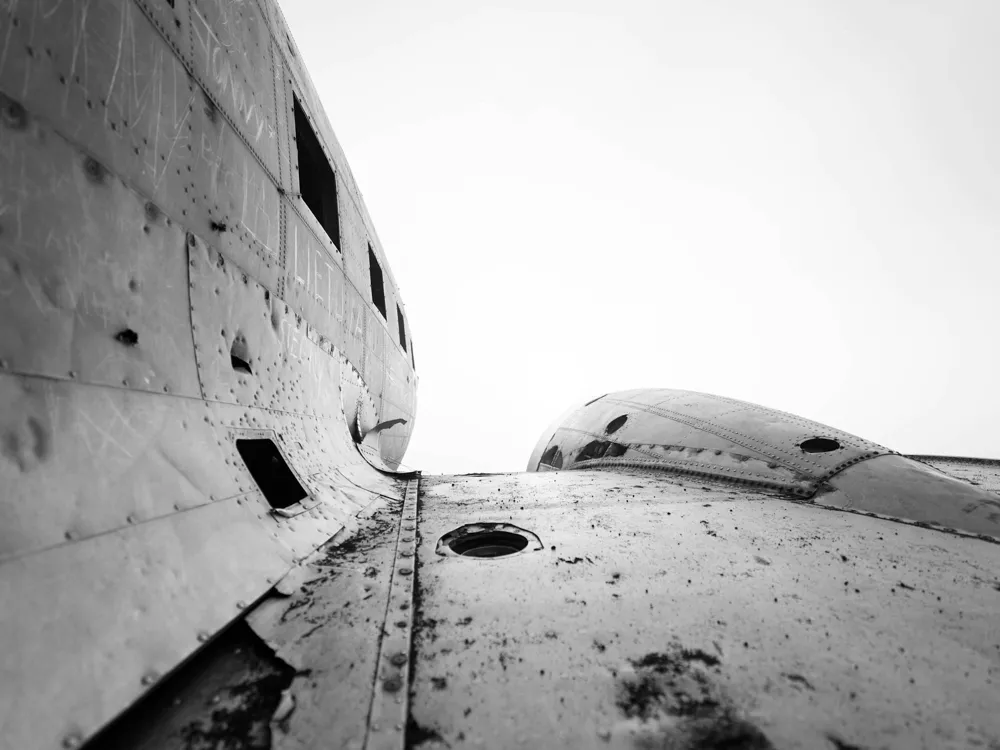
[280,0,999,474]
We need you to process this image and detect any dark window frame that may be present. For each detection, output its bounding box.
[396,304,407,352]
[293,96,340,250]
[368,244,387,319]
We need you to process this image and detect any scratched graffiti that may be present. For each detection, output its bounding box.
[191,1,275,146]
[289,220,344,313]
[199,128,279,252]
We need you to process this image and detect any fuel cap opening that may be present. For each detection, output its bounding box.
[436,523,543,559]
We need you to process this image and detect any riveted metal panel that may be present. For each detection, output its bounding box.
[366,309,387,402]
[0,0,199,223]
[337,188,370,291]
[342,357,378,441]
[271,44,293,193]
[205,401,381,560]
[341,282,368,380]
[187,103,282,291]
[135,0,192,65]
[284,202,344,346]
[188,233,337,416]
[188,0,279,179]
[0,104,200,396]
[0,373,238,562]
[577,389,890,484]
[0,494,292,750]
[824,455,1000,539]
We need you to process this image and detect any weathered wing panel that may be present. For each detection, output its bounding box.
[171,470,998,750]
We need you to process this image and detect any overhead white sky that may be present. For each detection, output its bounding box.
[281,0,999,474]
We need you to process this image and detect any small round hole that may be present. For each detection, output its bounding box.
[799,437,841,453]
[606,415,627,434]
[449,531,528,558]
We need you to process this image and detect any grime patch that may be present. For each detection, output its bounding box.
[611,643,773,749]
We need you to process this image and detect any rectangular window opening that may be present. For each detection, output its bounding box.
[368,244,386,319]
[236,438,308,510]
[396,304,407,352]
[293,96,340,249]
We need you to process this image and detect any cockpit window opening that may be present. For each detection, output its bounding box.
[368,244,386,318]
[397,304,407,352]
[293,96,340,250]
[411,340,416,371]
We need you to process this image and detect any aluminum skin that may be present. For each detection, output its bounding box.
[2,1,999,749]
[0,1,415,748]
[528,388,1000,539]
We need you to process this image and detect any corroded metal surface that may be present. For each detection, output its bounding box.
[410,470,1000,750]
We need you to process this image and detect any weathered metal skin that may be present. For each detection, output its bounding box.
[406,471,1000,750]
[0,1,415,748]
[528,389,1000,538]
[3,2,999,749]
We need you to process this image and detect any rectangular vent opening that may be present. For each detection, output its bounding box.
[235,438,308,510]
[396,304,407,352]
[293,96,340,249]
[368,244,386,318]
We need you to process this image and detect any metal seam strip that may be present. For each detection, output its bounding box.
[570,457,809,494]
[604,397,830,474]
[363,476,419,750]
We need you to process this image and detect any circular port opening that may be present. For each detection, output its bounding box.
[799,437,841,453]
[606,415,628,434]
[437,523,543,559]
[449,531,528,558]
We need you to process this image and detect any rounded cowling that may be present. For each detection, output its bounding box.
[528,388,1000,539]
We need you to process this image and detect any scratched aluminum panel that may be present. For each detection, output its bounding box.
[187,100,282,292]
[283,200,345,346]
[0,103,200,396]
[340,282,368,381]
[335,187,371,292]
[366,309,387,402]
[270,42,293,192]
[135,0,192,65]
[189,232,319,414]
[0,373,238,562]
[0,495,293,750]
[0,0,199,225]
[188,0,279,179]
